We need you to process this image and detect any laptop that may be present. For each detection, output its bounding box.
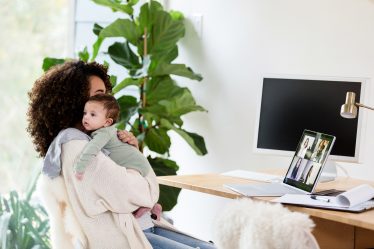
[224,130,336,196]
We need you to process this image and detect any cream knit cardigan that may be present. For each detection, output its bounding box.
[38,140,163,249]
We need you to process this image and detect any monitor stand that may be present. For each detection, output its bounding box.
[319,159,337,183]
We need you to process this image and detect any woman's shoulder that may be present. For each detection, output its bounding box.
[43,128,90,178]
[59,128,90,140]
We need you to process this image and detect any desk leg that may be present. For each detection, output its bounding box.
[355,227,374,249]
[312,217,354,249]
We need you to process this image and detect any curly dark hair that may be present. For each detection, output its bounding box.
[27,60,112,157]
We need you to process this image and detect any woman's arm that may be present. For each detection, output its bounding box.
[61,140,159,216]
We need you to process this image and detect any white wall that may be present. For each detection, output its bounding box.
[75,0,374,241]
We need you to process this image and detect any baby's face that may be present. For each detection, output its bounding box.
[82,101,109,131]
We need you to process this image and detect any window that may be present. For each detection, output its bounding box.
[0,0,70,193]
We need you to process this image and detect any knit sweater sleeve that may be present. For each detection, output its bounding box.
[62,140,159,217]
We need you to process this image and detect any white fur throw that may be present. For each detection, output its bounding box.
[212,198,319,249]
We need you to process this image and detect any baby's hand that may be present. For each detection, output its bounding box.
[75,172,84,181]
[133,207,151,218]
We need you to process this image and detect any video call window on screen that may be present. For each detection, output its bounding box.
[284,130,335,192]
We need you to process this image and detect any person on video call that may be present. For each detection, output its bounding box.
[313,140,328,163]
[290,158,303,180]
[297,137,310,158]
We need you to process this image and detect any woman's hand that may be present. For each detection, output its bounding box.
[133,203,162,221]
[117,130,139,149]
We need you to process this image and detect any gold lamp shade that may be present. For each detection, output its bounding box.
[340,92,358,119]
[340,91,374,119]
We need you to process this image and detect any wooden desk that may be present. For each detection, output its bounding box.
[158,174,374,249]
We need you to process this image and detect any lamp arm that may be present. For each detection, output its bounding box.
[356,102,374,111]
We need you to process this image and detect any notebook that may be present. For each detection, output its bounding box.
[274,184,374,213]
[224,130,336,196]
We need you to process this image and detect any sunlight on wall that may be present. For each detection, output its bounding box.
[0,0,69,193]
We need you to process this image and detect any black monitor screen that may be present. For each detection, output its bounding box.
[257,77,361,158]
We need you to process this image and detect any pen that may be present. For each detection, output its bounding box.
[310,195,330,203]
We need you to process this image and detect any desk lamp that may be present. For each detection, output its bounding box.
[340,92,374,119]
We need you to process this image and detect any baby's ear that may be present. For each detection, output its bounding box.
[104,118,114,127]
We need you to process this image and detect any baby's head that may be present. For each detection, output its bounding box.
[82,94,120,131]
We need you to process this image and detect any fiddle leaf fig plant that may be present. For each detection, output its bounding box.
[42,0,207,211]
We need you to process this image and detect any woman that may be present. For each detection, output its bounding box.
[290,157,303,180]
[27,60,215,249]
[297,137,310,158]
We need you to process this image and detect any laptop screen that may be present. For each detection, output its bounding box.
[283,130,336,193]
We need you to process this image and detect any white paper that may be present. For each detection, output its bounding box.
[274,184,374,208]
[336,184,374,207]
[274,194,342,207]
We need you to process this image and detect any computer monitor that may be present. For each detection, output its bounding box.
[254,75,368,165]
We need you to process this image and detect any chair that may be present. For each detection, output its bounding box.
[36,174,87,249]
[212,198,319,249]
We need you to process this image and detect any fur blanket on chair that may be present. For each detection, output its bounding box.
[212,198,319,249]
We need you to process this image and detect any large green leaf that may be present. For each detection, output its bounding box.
[93,23,103,36]
[146,88,206,118]
[143,87,205,127]
[150,62,203,81]
[78,47,90,62]
[110,75,118,87]
[153,46,178,63]
[108,42,141,72]
[91,23,104,61]
[137,1,163,57]
[162,88,206,116]
[100,19,141,45]
[169,10,184,21]
[148,157,180,211]
[144,127,171,154]
[138,1,164,32]
[113,77,142,94]
[146,76,182,105]
[92,0,134,15]
[92,37,104,61]
[148,11,185,56]
[161,119,208,155]
[117,95,139,125]
[42,57,65,72]
[128,0,139,6]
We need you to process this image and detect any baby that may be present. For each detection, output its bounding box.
[74,93,151,180]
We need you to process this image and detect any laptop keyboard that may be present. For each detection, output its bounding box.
[221,170,282,182]
[224,182,304,197]
[262,183,304,195]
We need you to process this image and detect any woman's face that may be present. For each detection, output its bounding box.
[88,75,106,97]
